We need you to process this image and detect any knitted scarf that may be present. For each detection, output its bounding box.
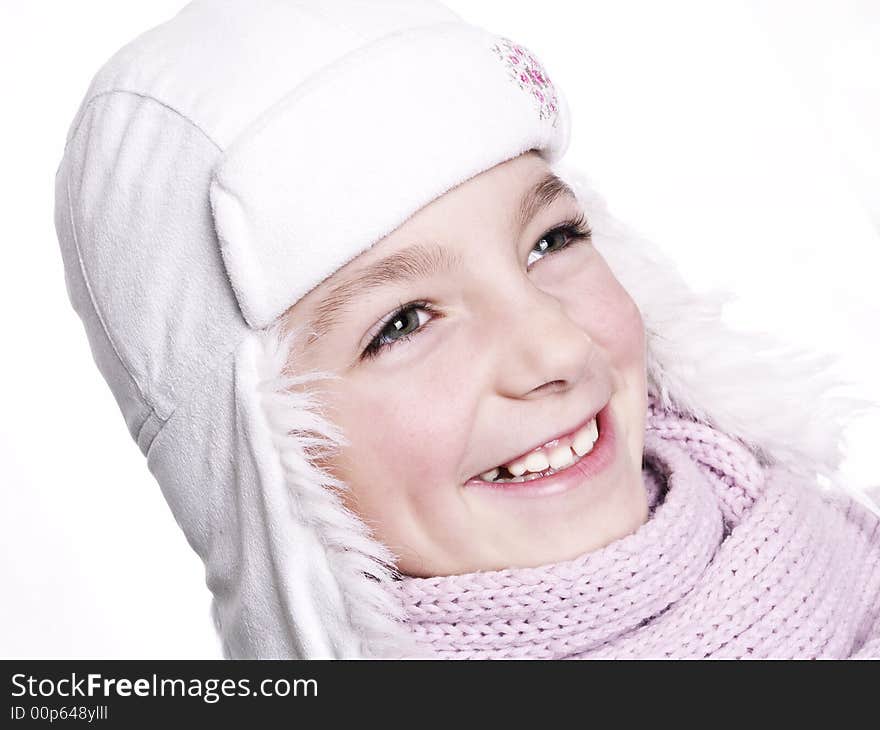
[395,398,880,658]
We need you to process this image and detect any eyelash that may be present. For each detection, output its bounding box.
[360,214,593,361]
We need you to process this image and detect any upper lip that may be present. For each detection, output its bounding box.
[466,401,607,481]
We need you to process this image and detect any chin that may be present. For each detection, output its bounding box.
[481,466,650,572]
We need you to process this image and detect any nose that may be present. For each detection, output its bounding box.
[489,281,598,400]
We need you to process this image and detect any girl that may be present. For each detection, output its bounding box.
[54,0,879,658]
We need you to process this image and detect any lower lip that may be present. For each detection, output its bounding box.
[463,404,616,498]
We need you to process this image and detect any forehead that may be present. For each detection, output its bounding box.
[324,153,554,275]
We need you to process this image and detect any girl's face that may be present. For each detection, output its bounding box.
[282,151,649,577]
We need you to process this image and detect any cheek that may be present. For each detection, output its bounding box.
[562,253,646,376]
[338,374,469,495]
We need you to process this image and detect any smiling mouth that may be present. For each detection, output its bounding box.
[463,403,616,496]
[466,403,606,484]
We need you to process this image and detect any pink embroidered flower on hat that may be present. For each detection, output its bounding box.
[491,36,559,125]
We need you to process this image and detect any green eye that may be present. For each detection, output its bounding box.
[361,300,440,361]
[532,229,569,257]
[376,307,422,346]
[527,218,592,269]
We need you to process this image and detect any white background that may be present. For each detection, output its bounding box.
[1,0,878,658]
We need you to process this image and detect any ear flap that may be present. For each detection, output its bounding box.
[209,327,351,657]
[227,324,427,658]
[145,310,429,658]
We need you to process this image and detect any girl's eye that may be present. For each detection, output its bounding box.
[527,212,593,269]
[361,300,440,361]
[360,212,592,360]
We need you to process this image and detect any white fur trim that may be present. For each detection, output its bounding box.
[254,322,430,658]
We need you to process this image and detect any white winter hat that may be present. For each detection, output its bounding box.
[54,0,876,658]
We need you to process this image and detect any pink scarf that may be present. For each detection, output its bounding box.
[395,398,880,658]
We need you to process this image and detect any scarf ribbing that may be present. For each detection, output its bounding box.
[395,398,880,658]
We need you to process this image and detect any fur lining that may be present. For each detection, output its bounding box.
[254,321,429,657]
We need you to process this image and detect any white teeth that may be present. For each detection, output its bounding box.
[572,417,598,457]
[504,472,545,483]
[548,445,576,469]
[477,414,601,483]
[523,451,550,473]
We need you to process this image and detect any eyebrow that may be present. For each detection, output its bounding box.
[305,170,578,345]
